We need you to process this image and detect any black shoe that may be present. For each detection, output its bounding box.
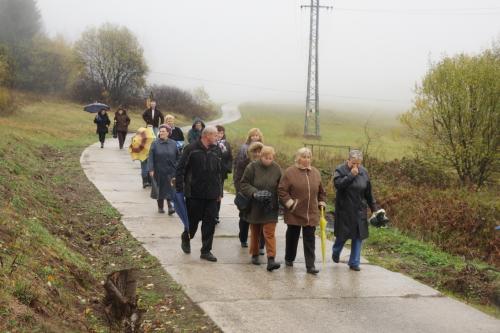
[200,252,217,262]
[266,257,281,272]
[168,208,175,216]
[285,260,293,267]
[100,144,104,148]
[158,208,165,214]
[251,255,260,265]
[332,253,340,263]
[259,248,265,256]
[241,242,248,248]
[349,265,361,271]
[181,231,190,254]
[142,176,148,189]
[307,267,319,275]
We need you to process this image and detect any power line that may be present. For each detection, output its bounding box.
[333,7,500,15]
[148,70,409,104]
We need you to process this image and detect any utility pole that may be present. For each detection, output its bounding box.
[301,1,332,139]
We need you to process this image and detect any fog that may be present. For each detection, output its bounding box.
[38,0,500,112]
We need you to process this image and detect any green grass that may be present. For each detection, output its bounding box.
[363,227,500,318]
[0,97,221,332]
[224,103,414,161]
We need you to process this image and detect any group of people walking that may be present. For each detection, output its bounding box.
[93,101,382,274]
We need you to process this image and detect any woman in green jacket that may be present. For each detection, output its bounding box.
[240,146,282,271]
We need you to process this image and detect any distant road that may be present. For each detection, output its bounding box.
[181,103,241,131]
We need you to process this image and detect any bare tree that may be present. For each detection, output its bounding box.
[75,23,148,104]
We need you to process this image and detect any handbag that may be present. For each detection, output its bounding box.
[234,192,251,211]
[150,177,159,199]
[112,121,118,138]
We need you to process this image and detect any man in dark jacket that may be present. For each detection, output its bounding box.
[176,125,222,262]
[332,149,379,271]
[142,100,164,137]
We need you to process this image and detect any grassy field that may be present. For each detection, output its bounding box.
[0,99,220,332]
[224,103,414,161]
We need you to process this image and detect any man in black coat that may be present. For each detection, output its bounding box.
[332,149,379,271]
[175,125,223,262]
[142,100,164,137]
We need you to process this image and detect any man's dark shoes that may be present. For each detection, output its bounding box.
[200,252,217,262]
[332,253,340,263]
[349,265,361,271]
[259,248,265,256]
[168,208,175,216]
[307,266,319,275]
[158,208,165,214]
[241,242,248,248]
[181,231,191,254]
[266,257,281,271]
[251,255,260,265]
[285,260,293,267]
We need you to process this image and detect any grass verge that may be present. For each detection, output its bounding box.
[0,99,220,332]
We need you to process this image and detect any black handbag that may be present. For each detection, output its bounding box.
[234,192,250,211]
[112,122,118,138]
[150,177,159,199]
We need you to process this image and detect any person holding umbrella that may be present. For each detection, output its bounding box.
[142,100,164,137]
[176,125,222,262]
[332,149,380,271]
[147,124,179,214]
[114,106,130,149]
[94,109,111,148]
[278,147,326,274]
[240,146,282,271]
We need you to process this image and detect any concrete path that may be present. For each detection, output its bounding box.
[81,104,499,333]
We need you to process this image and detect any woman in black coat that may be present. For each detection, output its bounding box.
[94,109,111,148]
[215,125,233,222]
[332,149,380,271]
[147,124,179,215]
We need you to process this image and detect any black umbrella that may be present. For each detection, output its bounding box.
[83,102,110,113]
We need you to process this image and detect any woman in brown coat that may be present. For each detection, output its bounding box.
[278,147,326,274]
[114,107,131,149]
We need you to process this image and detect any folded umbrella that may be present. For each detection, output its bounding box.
[129,127,155,162]
[171,190,189,231]
[83,102,110,113]
[319,207,327,265]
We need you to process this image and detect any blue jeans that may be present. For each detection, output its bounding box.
[152,127,159,137]
[140,159,148,178]
[332,237,363,267]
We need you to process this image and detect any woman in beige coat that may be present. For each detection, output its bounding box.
[278,147,326,274]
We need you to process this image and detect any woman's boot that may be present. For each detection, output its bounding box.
[266,257,281,271]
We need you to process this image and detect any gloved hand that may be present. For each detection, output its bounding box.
[253,190,272,204]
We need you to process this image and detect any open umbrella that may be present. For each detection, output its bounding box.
[170,189,189,231]
[319,207,327,265]
[83,102,110,113]
[129,127,155,162]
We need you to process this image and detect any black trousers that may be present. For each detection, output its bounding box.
[285,225,316,268]
[117,131,127,148]
[186,198,218,254]
[98,132,106,144]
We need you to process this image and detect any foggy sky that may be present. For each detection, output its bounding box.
[37,0,500,112]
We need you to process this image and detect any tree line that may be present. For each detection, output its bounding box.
[0,0,215,119]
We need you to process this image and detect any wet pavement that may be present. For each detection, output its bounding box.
[80,105,499,333]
